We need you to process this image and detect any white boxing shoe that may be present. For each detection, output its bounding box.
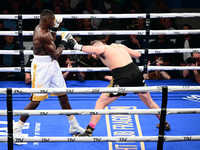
[13,128,23,145]
[69,118,85,135]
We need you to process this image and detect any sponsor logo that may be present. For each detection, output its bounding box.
[109,112,129,115]
[109,16,115,19]
[13,90,22,93]
[71,16,78,19]
[137,32,145,35]
[93,138,102,141]
[118,87,126,92]
[92,89,100,93]
[184,137,192,141]
[66,89,74,93]
[15,138,24,142]
[88,32,94,35]
[183,86,190,88]
[174,31,180,35]
[155,50,161,53]
[90,112,98,115]
[157,86,162,90]
[40,112,48,115]
[67,138,76,142]
[119,137,127,141]
[90,16,97,19]
[34,16,40,19]
[177,111,197,114]
[40,90,48,93]
[192,50,200,53]
[14,67,21,71]
[15,113,29,116]
[182,95,200,102]
[42,138,50,142]
[174,50,180,53]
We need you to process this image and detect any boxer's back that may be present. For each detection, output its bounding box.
[99,43,133,70]
[33,25,51,56]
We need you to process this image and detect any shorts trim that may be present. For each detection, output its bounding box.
[30,94,48,101]
[50,93,67,97]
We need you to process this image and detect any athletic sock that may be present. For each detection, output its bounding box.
[17,120,24,130]
[89,123,96,129]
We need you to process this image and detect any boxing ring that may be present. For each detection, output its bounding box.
[0,13,200,150]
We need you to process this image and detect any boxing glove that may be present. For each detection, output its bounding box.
[51,15,63,33]
[59,33,83,50]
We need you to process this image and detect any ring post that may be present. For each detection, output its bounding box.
[18,14,25,76]
[157,86,168,150]
[143,13,150,74]
[7,88,13,150]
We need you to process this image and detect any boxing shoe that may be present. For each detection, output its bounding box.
[157,121,171,131]
[74,125,94,137]
[13,127,23,145]
[69,118,85,135]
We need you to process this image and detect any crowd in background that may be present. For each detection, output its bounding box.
[0,0,200,84]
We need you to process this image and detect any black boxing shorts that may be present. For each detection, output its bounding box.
[106,62,145,97]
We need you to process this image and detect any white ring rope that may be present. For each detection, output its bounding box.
[0,13,200,20]
[1,48,200,55]
[0,85,199,94]
[1,30,200,36]
[0,135,200,142]
[0,108,200,116]
[0,66,200,73]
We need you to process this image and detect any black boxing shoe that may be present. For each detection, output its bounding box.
[74,125,94,137]
[157,121,171,131]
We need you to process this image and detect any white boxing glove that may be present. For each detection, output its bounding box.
[59,33,83,50]
[51,15,63,33]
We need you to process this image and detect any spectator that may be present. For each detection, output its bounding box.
[52,0,63,6]
[70,0,82,10]
[98,8,121,30]
[121,34,145,65]
[79,18,96,45]
[164,18,177,30]
[158,1,170,13]
[19,0,34,14]
[183,53,200,84]
[10,0,20,14]
[2,9,17,31]
[98,8,121,42]
[172,24,200,68]
[61,0,79,30]
[131,0,146,13]
[0,34,22,81]
[75,19,84,30]
[25,55,33,85]
[123,0,146,13]
[0,20,5,41]
[58,55,85,81]
[175,24,200,63]
[148,26,175,64]
[122,6,138,30]
[82,0,102,29]
[62,0,77,13]
[31,0,49,14]
[98,0,122,14]
[143,57,171,80]
[75,0,87,13]
[148,0,163,13]
[53,6,69,31]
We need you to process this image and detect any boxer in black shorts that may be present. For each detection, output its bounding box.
[59,34,171,136]
[107,62,145,97]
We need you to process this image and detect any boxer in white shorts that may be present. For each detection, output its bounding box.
[13,9,84,145]
[31,55,67,100]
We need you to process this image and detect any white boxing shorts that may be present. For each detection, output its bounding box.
[30,55,67,101]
